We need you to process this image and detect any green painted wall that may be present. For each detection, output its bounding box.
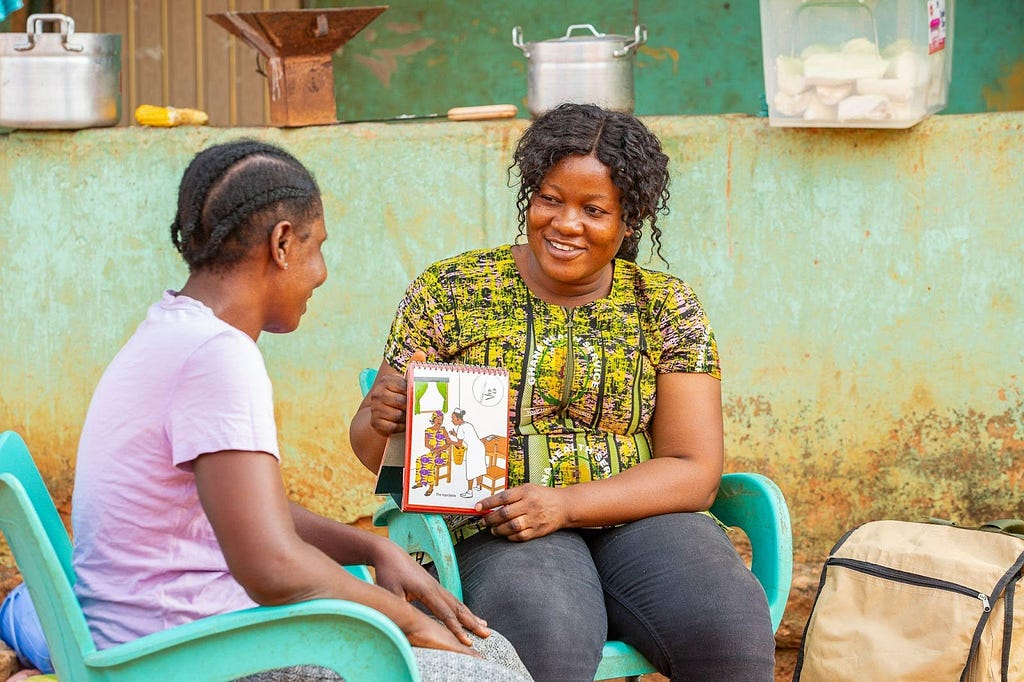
[319,0,1024,121]
[1,112,1022,567]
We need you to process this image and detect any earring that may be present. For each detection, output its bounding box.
[283,263,289,270]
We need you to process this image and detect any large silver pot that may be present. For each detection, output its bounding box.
[512,23,647,117]
[0,14,121,129]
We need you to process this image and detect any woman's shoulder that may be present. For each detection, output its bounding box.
[426,245,514,277]
[616,259,699,304]
[414,245,517,294]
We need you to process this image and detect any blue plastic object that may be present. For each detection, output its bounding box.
[0,582,54,673]
[0,1,23,24]
[361,367,793,681]
[0,430,420,682]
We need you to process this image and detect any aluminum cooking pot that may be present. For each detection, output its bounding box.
[512,23,647,117]
[0,13,121,129]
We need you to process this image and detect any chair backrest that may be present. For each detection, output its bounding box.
[359,367,377,397]
[0,432,74,586]
[710,472,793,632]
[0,431,96,677]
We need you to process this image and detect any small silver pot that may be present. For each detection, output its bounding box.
[0,14,121,129]
[512,23,647,117]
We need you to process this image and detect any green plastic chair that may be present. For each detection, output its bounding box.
[0,430,420,682]
[360,367,793,681]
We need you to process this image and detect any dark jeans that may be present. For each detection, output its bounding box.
[455,513,776,682]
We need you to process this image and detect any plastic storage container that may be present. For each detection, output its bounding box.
[759,0,953,128]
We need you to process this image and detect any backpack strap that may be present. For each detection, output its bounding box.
[928,517,1024,540]
[1002,579,1016,682]
[961,549,1024,682]
[978,519,1024,540]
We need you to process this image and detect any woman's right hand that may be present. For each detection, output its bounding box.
[365,370,411,437]
[365,351,427,437]
[402,610,482,657]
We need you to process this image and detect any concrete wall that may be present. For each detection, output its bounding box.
[1,112,1023,568]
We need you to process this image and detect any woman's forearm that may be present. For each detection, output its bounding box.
[289,501,391,566]
[557,454,720,528]
[349,403,388,472]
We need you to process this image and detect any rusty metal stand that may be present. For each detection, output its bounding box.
[208,7,387,127]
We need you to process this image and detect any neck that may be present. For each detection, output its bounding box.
[512,245,614,308]
[178,268,264,341]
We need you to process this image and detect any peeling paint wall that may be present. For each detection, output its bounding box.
[1,113,1022,568]
[316,0,1024,121]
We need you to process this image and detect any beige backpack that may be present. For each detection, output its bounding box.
[795,519,1024,682]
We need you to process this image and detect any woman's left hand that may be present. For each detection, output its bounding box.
[475,484,567,541]
[372,542,491,643]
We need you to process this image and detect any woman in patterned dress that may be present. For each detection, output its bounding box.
[351,104,775,681]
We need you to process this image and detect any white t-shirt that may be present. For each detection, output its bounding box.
[72,292,279,649]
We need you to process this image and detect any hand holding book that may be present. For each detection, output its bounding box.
[375,359,510,514]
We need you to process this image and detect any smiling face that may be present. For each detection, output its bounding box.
[521,154,628,305]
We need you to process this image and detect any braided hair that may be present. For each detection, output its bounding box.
[171,139,322,271]
[509,103,671,264]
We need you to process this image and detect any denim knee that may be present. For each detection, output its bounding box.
[455,530,607,681]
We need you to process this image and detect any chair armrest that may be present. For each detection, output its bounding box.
[710,472,793,633]
[83,599,418,682]
[344,563,374,582]
[373,497,464,600]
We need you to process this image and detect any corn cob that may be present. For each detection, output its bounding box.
[134,105,209,127]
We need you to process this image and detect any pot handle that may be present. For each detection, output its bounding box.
[512,26,531,59]
[15,13,84,53]
[563,24,604,38]
[613,24,648,58]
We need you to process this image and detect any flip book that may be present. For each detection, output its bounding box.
[374,362,510,514]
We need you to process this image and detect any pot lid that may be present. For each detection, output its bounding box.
[547,24,628,42]
[513,24,647,58]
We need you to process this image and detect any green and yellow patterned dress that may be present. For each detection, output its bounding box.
[384,245,720,538]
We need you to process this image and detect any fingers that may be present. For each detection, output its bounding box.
[410,350,427,364]
[438,604,480,646]
[474,489,510,513]
[479,485,563,541]
[421,590,490,644]
[404,614,481,656]
[368,373,412,435]
[453,600,491,639]
[481,501,532,541]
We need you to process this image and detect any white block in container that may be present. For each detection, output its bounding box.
[815,82,854,106]
[856,78,914,101]
[776,55,809,95]
[803,93,838,121]
[837,94,893,121]
[803,51,888,85]
[774,90,811,116]
[760,0,954,128]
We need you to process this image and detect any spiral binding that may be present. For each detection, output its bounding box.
[408,361,509,376]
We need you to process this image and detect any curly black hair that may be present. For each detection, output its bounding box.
[171,139,322,272]
[508,103,671,264]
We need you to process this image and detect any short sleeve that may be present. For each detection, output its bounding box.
[656,278,721,379]
[166,331,279,469]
